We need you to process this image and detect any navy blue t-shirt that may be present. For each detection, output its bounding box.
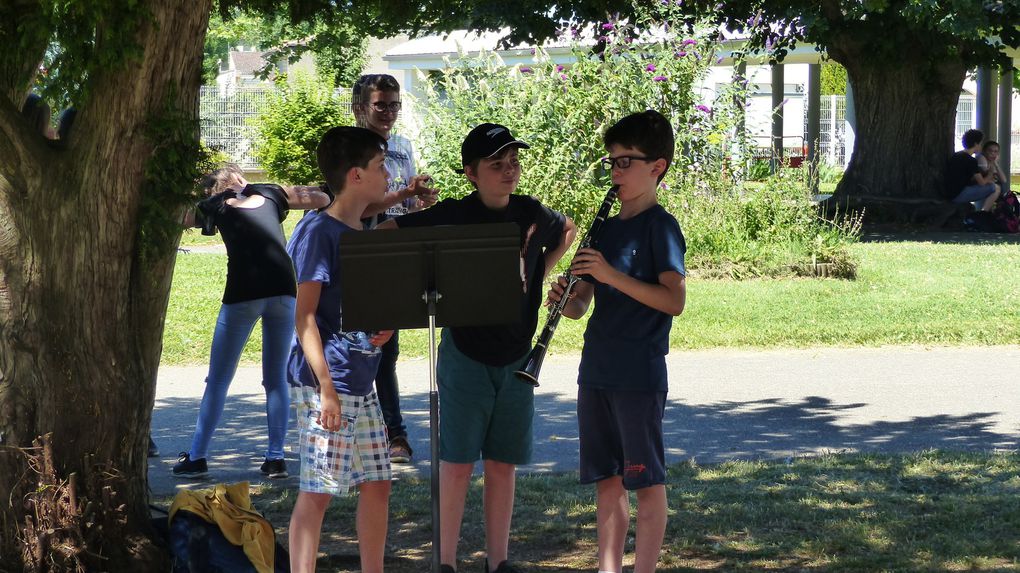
[286,211,382,396]
[578,204,686,392]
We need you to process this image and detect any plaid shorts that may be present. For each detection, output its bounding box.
[294,386,391,495]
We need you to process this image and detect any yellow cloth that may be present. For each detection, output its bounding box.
[168,481,275,573]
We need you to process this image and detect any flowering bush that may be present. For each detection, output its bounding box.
[414,1,858,278]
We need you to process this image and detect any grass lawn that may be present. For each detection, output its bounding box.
[162,238,1020,365]
[177,451,1019,572]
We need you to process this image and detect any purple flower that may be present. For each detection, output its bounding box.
[520,66,532,73]
[716,56,724,64]
[653,75,667,82]
[530,48,536,55]
[646,64,657,72]
[556,64,564,72]
[560,74,569,80]
[675,50,687,58]
[659,182,669,190]
[696,104,711,113]
[683,39,697,46]
[598,35,608,42]
[602,22,614,30]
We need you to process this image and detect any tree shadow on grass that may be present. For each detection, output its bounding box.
[150,390,1018,495]
[150,391,1019,571]
[861,228,1020,245]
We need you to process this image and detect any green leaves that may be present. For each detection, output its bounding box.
[251,73,353,184]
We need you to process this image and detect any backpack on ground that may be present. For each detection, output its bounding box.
[993,191,1020,233]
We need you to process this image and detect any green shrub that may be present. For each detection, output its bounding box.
[252,74,352,184]
[416,2,859,279]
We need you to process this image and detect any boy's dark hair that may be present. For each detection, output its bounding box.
[316,126,387,193]
[962,129,983,149]
[982,140,1000,153]
[201,164,244,196]
[603,110,675,182]
[352,74,401,107]
[21,93,51,136]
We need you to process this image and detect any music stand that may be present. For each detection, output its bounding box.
[340,223,521,573]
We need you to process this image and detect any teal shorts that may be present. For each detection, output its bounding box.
[437,330,535,465]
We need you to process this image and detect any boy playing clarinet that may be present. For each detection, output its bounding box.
[549,110,686,573]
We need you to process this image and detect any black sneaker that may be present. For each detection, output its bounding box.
[260,458,288,479]
[172,452,208,479]
[388,435,413,464]
[485,559,524,573]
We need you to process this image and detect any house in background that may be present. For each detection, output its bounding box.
[382,31,1018,178]
[214,45,316,96]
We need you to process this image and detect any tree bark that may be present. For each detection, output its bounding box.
[828,36,967,202]
[0,1,211,569]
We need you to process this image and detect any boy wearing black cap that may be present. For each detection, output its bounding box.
[379,123,576,573]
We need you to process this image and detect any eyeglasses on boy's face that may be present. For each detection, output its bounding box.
[600,155,654,170]
[368,101,402,113]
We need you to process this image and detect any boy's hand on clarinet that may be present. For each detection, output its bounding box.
[369,330,394,347]
[545,275,571,307]
[570,248,615,284]
[318,391,344,432]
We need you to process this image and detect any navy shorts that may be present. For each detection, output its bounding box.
[577,386,666,490]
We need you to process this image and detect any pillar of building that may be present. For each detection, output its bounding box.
[807,63,822,194]
[997,68,1013,192]
[771,63,784,173]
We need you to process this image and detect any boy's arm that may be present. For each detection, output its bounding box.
[542,216,577,280]
[284,185,331,210]
[570,247,686,316]
[362,175,434,218]
[294,281,344,431]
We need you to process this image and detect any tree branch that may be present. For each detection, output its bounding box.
[0,0,50,107]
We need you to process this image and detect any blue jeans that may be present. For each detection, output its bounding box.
[952,183,997,205]
[189,295,295,461]
[374,330,406,439]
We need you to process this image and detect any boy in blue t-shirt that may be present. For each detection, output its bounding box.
[549,110,686,573]
[286,126,395,573]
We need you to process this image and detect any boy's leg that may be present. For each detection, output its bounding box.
[374,331,407,440]
[482,460,516,570]
[288,491,331,573]
[595,476,629,573]
[189,300,260,459]
[440,461,475,567]
[633,484,667,573]
[357,479,392,573]
[260,295,295,461]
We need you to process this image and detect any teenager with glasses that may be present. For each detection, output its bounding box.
[351,73,438,464]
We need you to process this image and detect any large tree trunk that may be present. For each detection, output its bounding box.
[826,34,967,217]
[0,1,211,570]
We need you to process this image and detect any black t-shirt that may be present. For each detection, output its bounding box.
[945,151,979,199]
[394,191,566,366]
[197,183,297,304]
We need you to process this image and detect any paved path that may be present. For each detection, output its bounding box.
[148,345,1020,496]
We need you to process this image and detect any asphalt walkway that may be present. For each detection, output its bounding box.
[148,345,1020,497]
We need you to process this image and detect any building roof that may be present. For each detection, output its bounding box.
[230,50,269,76]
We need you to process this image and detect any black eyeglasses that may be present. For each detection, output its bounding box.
[600,155,654,169]
[369,101,402,113]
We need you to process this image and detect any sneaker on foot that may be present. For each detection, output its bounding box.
[260,458,289,479]
[172,452,208,479]
[388,435,413,464]
[485,559,524,573]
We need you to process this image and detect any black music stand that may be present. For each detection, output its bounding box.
[340,223,521,573]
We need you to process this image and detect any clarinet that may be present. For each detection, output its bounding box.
[515,185,619,386]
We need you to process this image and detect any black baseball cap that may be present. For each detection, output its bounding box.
[455,123,530,173]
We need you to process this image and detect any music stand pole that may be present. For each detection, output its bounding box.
[425,288,441,573]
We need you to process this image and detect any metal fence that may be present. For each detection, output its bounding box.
[199,86,273,170]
